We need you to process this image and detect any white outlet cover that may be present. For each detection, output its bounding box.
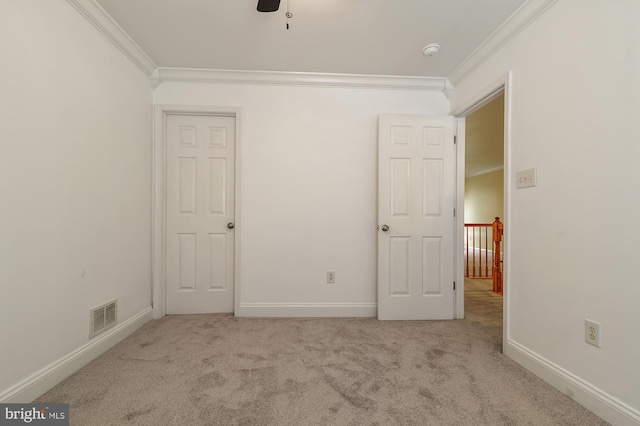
[585,319,601,347]
[327,271,336,283]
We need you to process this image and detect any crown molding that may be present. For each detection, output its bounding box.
[466,165,504,179]
[448,0,559,86]
[65,0,157,77]
[152,67,452,92]
[64,0,453,92]
[66,0,552,93]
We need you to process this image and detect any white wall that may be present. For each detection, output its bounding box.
[0,1,152,398]
[452,0,640,421]
[155,83,448,315]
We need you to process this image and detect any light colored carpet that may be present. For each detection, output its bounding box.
[37,280,608,425]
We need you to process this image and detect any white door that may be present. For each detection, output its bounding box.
[165,114,235,314]
[378,115,456,320]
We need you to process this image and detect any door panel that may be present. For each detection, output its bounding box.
[389,236,410,295]
[390,158,411,216]
[378,115,455,320]
[208,233,227,290]
[166,114,235,314]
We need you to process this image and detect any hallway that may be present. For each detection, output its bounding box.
[464,278,503,350]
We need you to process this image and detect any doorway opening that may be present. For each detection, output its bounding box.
[453,73,511,352]
[463,94,505,349]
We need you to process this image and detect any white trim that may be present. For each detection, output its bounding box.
[506,340,640,426]
[448,0,559,86]
[466,165,504,179]
[451,75,507,117]
[153,67,451,91]
[455,118,466,319]
[0,307,152,403]
[152,105,243,319]
[65,0,157,76]
[502,74,513,350]
[238,303,377,318]
[64,0,557,91]
[151,107,166,319]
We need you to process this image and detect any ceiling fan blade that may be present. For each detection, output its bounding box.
[257,0,281,12]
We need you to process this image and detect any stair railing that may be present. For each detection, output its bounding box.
[464,222,493,279]
[464,217,504,295]
[492,217,504,295]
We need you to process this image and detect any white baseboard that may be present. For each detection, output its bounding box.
[0,307,153,403]
[238,303,377,318]
[506,340,640,426]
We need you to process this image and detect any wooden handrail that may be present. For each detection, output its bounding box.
[492,217,504,295]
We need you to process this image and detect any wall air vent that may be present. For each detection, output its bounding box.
[90,299,117,338]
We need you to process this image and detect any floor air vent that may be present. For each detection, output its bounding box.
[90,299,117,338]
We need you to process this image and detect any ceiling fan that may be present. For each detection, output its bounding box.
[257,0,280,12]
[257,0,294,29]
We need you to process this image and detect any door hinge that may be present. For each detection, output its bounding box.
[454,135,457,144]
[453,208,456,217]
[453,281,456,291]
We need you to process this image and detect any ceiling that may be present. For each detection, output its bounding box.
[96,0,526,77]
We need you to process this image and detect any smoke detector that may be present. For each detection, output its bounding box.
[423,43,440,57]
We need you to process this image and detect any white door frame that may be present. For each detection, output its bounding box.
[451,72,512,348]
[152,105,242,319]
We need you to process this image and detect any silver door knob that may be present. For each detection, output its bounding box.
[381,225,389,232]
[227,222,235,230]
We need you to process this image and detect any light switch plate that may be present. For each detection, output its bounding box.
[516,168,537,189]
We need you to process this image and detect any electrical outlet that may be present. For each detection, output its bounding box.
[327,271,336,284]
[585,319,601,347]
